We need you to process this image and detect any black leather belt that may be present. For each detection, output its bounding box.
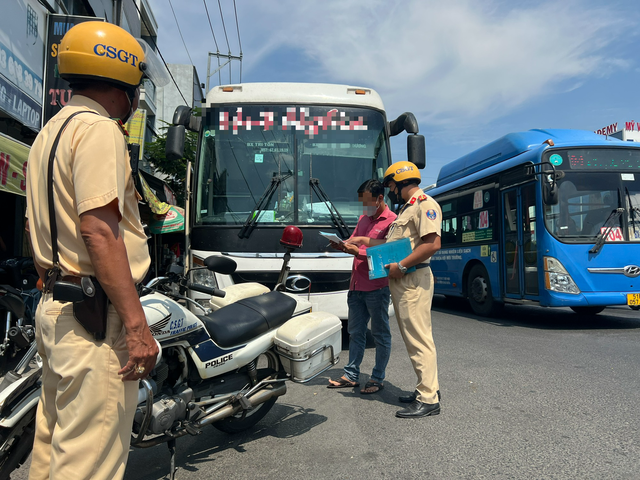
[415,263,430,270]
[60,275,141,293]
[61,275,83,285]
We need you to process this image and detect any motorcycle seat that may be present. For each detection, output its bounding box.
[0,287,25,319]
[198,291,297,348]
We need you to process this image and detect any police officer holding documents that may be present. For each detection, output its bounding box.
[25,22,163,478]
[346,161,442,418]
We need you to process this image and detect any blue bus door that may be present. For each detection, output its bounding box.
[502,183,539,300]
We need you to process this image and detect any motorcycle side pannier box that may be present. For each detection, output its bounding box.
[275,312,341,382]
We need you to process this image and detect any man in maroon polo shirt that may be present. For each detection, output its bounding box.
[328,179,396,394]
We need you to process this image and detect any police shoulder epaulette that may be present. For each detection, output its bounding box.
[418,194,427,201]
[113,118,129,137]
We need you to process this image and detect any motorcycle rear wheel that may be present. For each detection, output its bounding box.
[0,405,37,478]
[214,350,282,434]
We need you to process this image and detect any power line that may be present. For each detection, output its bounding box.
[233,0,242,53]
[217,0,231,54]
[202,0,220,51]
[218,0,233,84]
[132,0,189,106]
[168,0,194,66]
[232,0,242,82]
[202,0,222,85]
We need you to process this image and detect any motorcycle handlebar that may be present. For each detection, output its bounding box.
[187,283,226,298]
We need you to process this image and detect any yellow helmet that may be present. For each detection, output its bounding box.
[383,161,421,186]
[58,21,145,89]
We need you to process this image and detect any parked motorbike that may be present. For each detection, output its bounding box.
[0,258,40,376]
[0,227,341,479]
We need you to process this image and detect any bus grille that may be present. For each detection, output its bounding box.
[231,271,351,294]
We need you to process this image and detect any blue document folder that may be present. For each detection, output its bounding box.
[366,237,415,280]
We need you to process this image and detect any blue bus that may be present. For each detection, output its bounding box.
[428,129,640,316]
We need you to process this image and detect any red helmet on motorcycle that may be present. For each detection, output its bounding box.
[280,226,303,249]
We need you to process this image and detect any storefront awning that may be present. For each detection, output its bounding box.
[138,173,184,234]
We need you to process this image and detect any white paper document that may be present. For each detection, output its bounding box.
[319,231,344,244]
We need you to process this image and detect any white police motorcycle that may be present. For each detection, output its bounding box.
[0,227,341,479]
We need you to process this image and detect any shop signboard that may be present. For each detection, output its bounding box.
[0,132,30,196]
[43,14,101,125]
[0,74,42,130]
[0,0,48,131]
[125,108,147,160]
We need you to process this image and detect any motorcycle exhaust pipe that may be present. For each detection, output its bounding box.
[197,383,287,427]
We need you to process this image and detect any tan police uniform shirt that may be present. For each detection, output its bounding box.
[386,189,442,251]
[26,95,150,284]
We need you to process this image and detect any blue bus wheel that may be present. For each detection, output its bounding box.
[467,264,503,317]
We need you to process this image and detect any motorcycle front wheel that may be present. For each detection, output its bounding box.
[213,350,283,434]
[0,405,37,478]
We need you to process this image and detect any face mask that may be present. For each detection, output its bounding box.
[363,204,377,216]
[388,188,401,205]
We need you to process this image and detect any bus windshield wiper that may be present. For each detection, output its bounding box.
[238,172,292,239]
[309,178,351,239]
[589,208,624,254]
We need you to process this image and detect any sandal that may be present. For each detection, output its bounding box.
[327,376,359,389]
[360,380,384,394]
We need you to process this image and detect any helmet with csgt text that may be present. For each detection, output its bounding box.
[382,161,421,186]
[280,226,303,249]
[58,21,146,89]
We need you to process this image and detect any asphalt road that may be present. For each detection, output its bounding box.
[9,298,640,479]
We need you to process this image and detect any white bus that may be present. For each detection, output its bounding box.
[167,83,425,319]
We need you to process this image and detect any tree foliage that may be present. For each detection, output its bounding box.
[144,125,198,206]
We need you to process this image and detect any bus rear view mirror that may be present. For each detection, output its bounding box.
[543,174,559,205]
[408,134,426,169]
[166,125,186,162]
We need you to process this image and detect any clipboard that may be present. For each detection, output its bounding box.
[319,231,344,244]
[366,237,415,279]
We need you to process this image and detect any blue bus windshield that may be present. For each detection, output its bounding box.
[543,151,640,242]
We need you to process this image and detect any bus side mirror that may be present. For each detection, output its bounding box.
[408,134,426,169]
[172,105,202,132]
[543,174,559,205]
[166,125,186,162]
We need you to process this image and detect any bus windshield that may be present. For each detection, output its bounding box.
[195,105,390,227]
[543,149,640,243]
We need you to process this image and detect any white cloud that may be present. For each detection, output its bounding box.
[235,0,631,125]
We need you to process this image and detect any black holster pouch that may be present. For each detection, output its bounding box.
[53,276,109,341]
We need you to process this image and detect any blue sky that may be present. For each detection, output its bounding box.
[150,0,640,186]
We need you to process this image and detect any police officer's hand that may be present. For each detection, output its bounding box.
[119,322,159,381]
[386,262,404,279]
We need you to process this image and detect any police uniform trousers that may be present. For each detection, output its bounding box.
[29,295,138,480]
[389,266,439,404]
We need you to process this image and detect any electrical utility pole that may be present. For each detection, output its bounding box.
[206,52,243,93]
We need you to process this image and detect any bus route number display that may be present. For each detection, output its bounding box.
[564,148,640,170]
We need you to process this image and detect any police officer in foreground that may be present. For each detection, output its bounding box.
[25,22,164,478]
[345,161,442,418]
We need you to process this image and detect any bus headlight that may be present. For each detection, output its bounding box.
[544,257,580,294]
[191,268,217,288]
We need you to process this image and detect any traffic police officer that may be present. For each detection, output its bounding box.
[346,160,442,418]
[25,22,166,478]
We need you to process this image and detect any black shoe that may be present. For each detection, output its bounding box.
[398,390,441,403]
[395,400,441,418]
